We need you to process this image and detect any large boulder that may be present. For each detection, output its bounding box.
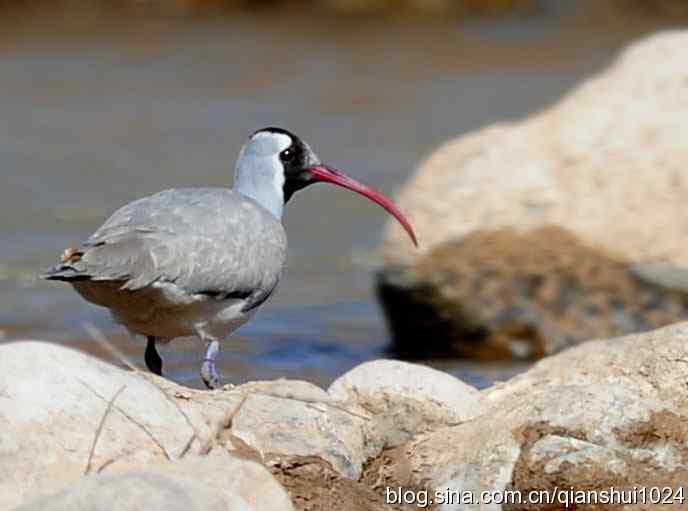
[373,323,688,510]
[379,30,688,359]
[0,341,216,508]
[0,341,354,509]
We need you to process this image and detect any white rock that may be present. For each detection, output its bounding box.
[327,360,482,470]
[16,472,235,511]
[230,387,368,479]
[16,450,293,511]
[0,340,366,507]
[329,359,479,422]
[382,30,688,277]
[381,323,688,507]
[0,341,220,509]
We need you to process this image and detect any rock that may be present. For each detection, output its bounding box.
[16,472,233,511]
[17,450,293,511]
[378,227,688,360]
[157,450,295,511]
[328,360,480,451]
[232,361,482,481]
[383,30,688,268]
[375,323,688,510]
[0,341,367,508]
[328,359,479,420]
[268,360,482,509]
[7,325,688,510]
[0,341,220,509]
[5,340,481,510]
[379,31,688,358]
[230,381,368,480]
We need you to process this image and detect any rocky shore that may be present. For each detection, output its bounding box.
[3,321,688,510]
[379,30,688,361]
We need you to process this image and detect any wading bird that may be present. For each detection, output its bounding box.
[44,127,417,388]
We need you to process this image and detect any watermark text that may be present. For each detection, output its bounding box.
[385,486,685,508]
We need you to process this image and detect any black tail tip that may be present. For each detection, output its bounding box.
[41,266,90,282]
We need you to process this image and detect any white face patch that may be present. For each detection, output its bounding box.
[249,132,289,203]
[233,131,293,219]
[248,131,292,157]
[271,154,286,200]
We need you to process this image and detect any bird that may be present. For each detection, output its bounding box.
[43,127,417,389]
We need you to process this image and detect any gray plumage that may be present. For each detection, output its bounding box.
[59,188,285,301]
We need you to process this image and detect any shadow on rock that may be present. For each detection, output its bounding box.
[378,226,688,361]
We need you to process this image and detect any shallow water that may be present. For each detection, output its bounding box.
[0,9,663,388]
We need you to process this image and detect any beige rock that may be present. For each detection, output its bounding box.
[230,381,368,480]
[17,450,293,511]
[8,341,482,508]
[377,323,688,510]
[379,31,688,359]
[150,450,295,511]
[328,360,479,416]
[328,360,480,452]
[16,472,234,511]
[382,30,688,274]
[0,341,224,509]
[230,361,483,480]
[0,341,367,508]
[7,322,688,511]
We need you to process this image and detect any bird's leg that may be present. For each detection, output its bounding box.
[145,336,163,376]
[200,338,221,389]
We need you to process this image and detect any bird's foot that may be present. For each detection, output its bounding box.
[201,358,220,389]
[200,340,220,389]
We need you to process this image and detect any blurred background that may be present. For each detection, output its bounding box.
[1,0,686,388]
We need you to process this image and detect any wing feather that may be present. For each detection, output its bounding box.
[52,188,287,300]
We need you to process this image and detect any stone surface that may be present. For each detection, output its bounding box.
[0,341,219,509]
[0,341,364,509]
[16,450,293,511]
[375,323,688,510]
[9,323,688,510]
[2,340,487,510]
[328,359,479,420]
[379,31,688,359]
[328,359,480,452]
[230,381,368,480]
[378,227,688,360]
[383,31,688,268]
[16,472,234,511]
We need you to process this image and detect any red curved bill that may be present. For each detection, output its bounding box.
[307,165,418,247]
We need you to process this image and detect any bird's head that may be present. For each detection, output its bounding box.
[234,127,417,246]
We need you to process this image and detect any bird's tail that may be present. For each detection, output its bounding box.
[41,247,91,282]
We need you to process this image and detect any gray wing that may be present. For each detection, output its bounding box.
[58,188,287,303]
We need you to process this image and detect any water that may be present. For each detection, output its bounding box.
[0,10,661,388]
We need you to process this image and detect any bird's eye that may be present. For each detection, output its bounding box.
[280,147,295,163]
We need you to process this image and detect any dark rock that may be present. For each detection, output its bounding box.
[377,226,688,360]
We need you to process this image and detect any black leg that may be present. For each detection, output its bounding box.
[145,336,163,376]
